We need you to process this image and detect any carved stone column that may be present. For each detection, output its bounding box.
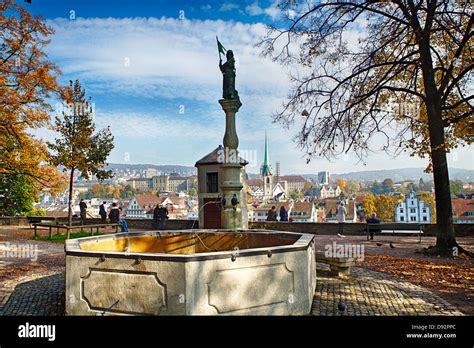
[219,99,247,229]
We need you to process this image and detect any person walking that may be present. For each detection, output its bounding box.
[99,201,107,224]
[158,205,169,230]
[366,212,381,240]
[279,206,288,222]
[108,202,120,224]
[79,199,87,225]
[266,206,277,221]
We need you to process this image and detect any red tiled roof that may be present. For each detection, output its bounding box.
[452,198,474,220]
[246,178,263,187]
[135,194,161,208]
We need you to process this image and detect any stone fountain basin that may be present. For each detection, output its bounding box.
[65,229,316,315]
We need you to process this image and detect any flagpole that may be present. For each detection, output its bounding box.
[216,36,222,60]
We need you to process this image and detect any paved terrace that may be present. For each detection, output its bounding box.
[0,226,472,316]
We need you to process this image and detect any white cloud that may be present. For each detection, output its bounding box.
[47,17,289,103]
[219,3,239,12]
[200,4,212,11]
[245,1,280,20]
[41,16,474,173]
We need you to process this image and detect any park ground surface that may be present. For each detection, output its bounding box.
[0,226,472,315]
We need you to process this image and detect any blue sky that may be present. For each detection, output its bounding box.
[26,0,473,174]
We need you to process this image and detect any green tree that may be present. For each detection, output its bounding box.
[25,207,47,217]
[188,188,197,197]
[382,178,395,194]
[369,181,384,195]
[121,184,137,199]
[303,181,313,194]
[0,174,37,216]
[289,190,303,200]
[48,80,114,225]
[346,181,360,194]
[449,180,463,196]
[261,1,472,255]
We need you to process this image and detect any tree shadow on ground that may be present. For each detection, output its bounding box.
[0,272,64,316]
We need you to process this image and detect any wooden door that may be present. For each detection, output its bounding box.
[203,198,221,229]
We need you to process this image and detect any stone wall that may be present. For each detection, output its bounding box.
[248,221,474,237]
[0,217,30,226]
[1,216,472,236]
[85,218,199,230]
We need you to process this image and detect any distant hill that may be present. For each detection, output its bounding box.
[106,163,196,175]
[105,163,472,183]
[301,168,473,183]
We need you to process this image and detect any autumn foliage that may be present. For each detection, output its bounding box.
[0,0,65,191]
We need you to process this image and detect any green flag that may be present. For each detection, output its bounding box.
[216,36,226,56]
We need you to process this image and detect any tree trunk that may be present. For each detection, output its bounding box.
[67,168,75,226]
[419,40,456,254]
[429,123,456,250]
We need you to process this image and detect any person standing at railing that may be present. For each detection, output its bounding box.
[336,201,347,234]
[99,201,107,224]
[158,205,169,230]
[366,212,381,240]
[118,207,128,232]
[266,206,277,221]
[108,202,120,224]
[279,206,288,222]
[152,204,160,229]
[79,199,87,225]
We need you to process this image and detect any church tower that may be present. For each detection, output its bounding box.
[260,132,274,201]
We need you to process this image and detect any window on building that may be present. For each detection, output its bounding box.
[410,208,416,213]
[400,216,404,221]
[410,216,416,221]
[206,172,219,193]
[422,208,427,213]
[423,217,427,222]
[400,208,404,213]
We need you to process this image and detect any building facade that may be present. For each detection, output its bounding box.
[126,193,162,219]
[248,202,317,222]
[152,174,189,192]
[318,184,341,199]
[126,178,152,191]
[395,191,431,223]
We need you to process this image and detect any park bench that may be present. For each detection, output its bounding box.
[315,252,355,277]
[366,223,424,242]
[33,223,119,240]
[27,216,69,227]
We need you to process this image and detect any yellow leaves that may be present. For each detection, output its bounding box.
[0,0,62,191]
